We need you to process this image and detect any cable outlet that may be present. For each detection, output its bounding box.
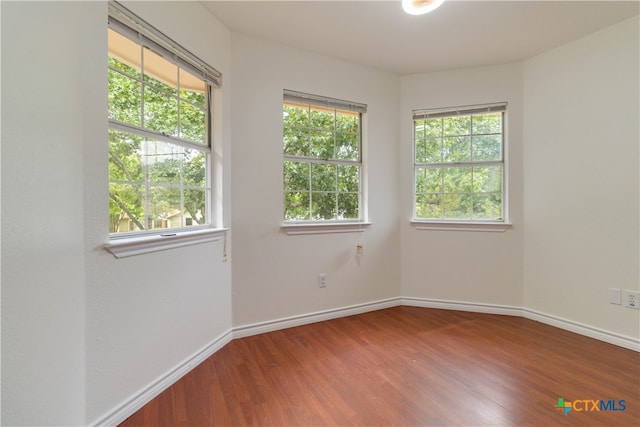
[318,273,327,288]
[624,290,640,309]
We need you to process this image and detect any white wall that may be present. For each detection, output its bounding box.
[230,34,401,327]
[399,64,525,307]
[1,1,233,425]
[1,2,93,424]
[522,16,640,339]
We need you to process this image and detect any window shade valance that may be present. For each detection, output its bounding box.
[108,1,222,88]
[284,90,367,114]
[413,102,506,121]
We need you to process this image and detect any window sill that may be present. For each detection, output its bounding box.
[105,228,228,258]
[410,221,511,233]
[281,222,372,235]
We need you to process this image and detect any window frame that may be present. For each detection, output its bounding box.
[411,102,511,232]
[282,90,370,234]
[105,1,226,257]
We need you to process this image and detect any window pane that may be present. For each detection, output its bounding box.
[310,107,334,129]
[442,116,470,136]
[183,188,207,226]
[284,161,310,191]
[311,192,337,220]
[148,186,181,228]
[147,141,183,185]
[337,193,359,219]
[415,120,426,141]
[184,150,207,226]
[443,193,471,219]
[415,138,426,164]
[417,135,443,164]
[443,136,471,162]
[336,133,359,160]
[108,56,141,79]
[285,191,310,220]
[443,167,472,193]
[472,135,501,161]
[310,130,334,158]
[416,193,442,219]
[184,149,206,188]
[416,168,443,193]
[336,110,358,133]
[424,119,442,137]
[180,101,206,144]
[109,182,145,233]
[283,103,309,128]
[109,130,146,234]
[284,127,308,157]
[425,136,442,163]
[108,68,141,126]
[338,165,359,192]
[108,129,144,183]
[415,169,426,193]
[181,88,205,110]
[473,166,503,193]
[144,85,178,136]
[311,164,337,192]
[473,193,502,220]
[472,113,501,134]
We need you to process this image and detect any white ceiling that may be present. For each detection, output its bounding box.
[202,0,639,75]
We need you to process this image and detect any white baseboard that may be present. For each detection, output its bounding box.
[232,297,402,338]
[400,296,523,316]
[522,307,640,352]
[90,330,234,427]
[92,297,639,426]
[401,296,640,352]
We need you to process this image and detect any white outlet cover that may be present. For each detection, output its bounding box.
[318,273,327,288]
[609,288,622,305]
[624,290,640,310]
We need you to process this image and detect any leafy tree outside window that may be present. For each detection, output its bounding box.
[107,26,212,235]
[283,91,365,222]
[413,104,506,221]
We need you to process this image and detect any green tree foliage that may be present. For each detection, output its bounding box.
[108,47,208,233]
[415,113,503,220]
[283,103,360,221]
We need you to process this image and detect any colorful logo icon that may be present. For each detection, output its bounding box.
[554,397,626,416]
[554,397,572,416]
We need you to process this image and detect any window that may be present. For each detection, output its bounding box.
[283,90,366,223]
[107,1,221,237]
[413,103,506,222]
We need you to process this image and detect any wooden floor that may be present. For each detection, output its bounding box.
[120,306,640,426]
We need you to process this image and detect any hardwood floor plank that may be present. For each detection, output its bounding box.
[120,307,640,426]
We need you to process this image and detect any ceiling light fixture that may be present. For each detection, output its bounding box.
[402,0,446,16]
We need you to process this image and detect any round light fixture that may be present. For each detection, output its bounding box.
[402,0,446,16]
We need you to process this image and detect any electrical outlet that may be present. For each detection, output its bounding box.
[318,273,327,288]
[356,244,364,257]
[624,290,640,309]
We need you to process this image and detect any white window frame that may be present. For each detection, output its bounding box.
[281,90,371,235]
[105,1,226,257]
[411,102,511,232]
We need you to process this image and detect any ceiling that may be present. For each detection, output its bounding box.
[202,0,639,75]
